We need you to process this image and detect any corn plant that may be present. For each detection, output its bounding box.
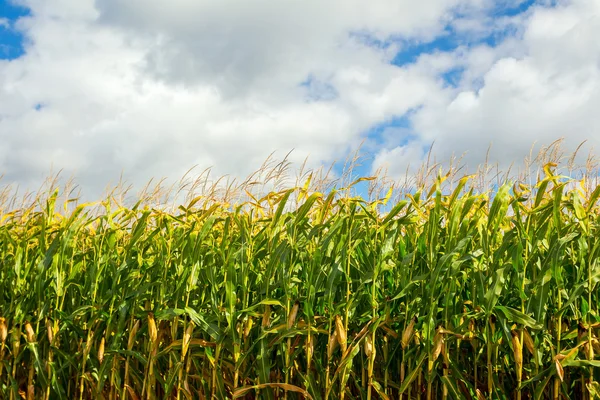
[0,161,599,399]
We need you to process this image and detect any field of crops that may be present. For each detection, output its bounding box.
[1,160,600,399]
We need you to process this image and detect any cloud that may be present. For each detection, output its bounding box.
[2,0,598,200]
[374,0,600,180]
[2,0,481,197]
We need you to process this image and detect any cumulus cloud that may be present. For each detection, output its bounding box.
[1,0,598,199]
[374,0,600,179]
[1,0,486,197]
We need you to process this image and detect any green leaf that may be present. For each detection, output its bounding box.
[441,375,467,400]
[485,267,507,315]
[494,306,542,329]
[184,307,220,340]
[398,352,427,394]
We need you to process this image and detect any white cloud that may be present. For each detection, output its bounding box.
[2,0,481,197]
[2,0,599,200]
[374,0,600,180]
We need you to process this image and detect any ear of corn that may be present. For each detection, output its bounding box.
[401,316,416,350]
[335,315,347,354]
[0,318,7,345]
[0,157,599,399]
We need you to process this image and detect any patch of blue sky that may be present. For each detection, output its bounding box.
[326,143,381,199]
[0,0,30,60]
[480,22,523,48]
[389,1,545,71]
[491,0,537,17]
[391,33,459,67]
[479,1,546,47]
[366,114,415,148]
[343,113,419,199]
[441,66,465,88]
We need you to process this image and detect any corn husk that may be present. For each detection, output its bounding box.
[244,317,253,338]
[327,330,339,359]
[432,329,444,364]
[46,319,54,345]
[522,328,535,355]
[335,316,347,353]
[287,301,299,329]
[555,359,564,382]
[262,305,271,329]
[24,322,35,343]
[401,317,416,350]
[98,337,105,363]
[364,335,374,358]
[128,320,140,351]
[0,317,7,344]
[148,313,158,344]
[511,330,523,382]
[182,322,194,358]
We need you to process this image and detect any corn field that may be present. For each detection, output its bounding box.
[1,162,600,399]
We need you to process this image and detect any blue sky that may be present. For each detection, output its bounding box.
[0,0,29,59]
[0,0,599,199]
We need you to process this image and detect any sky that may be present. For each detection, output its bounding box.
[1,0,599,199]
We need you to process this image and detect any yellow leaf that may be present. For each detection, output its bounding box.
[555,359,564,382]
